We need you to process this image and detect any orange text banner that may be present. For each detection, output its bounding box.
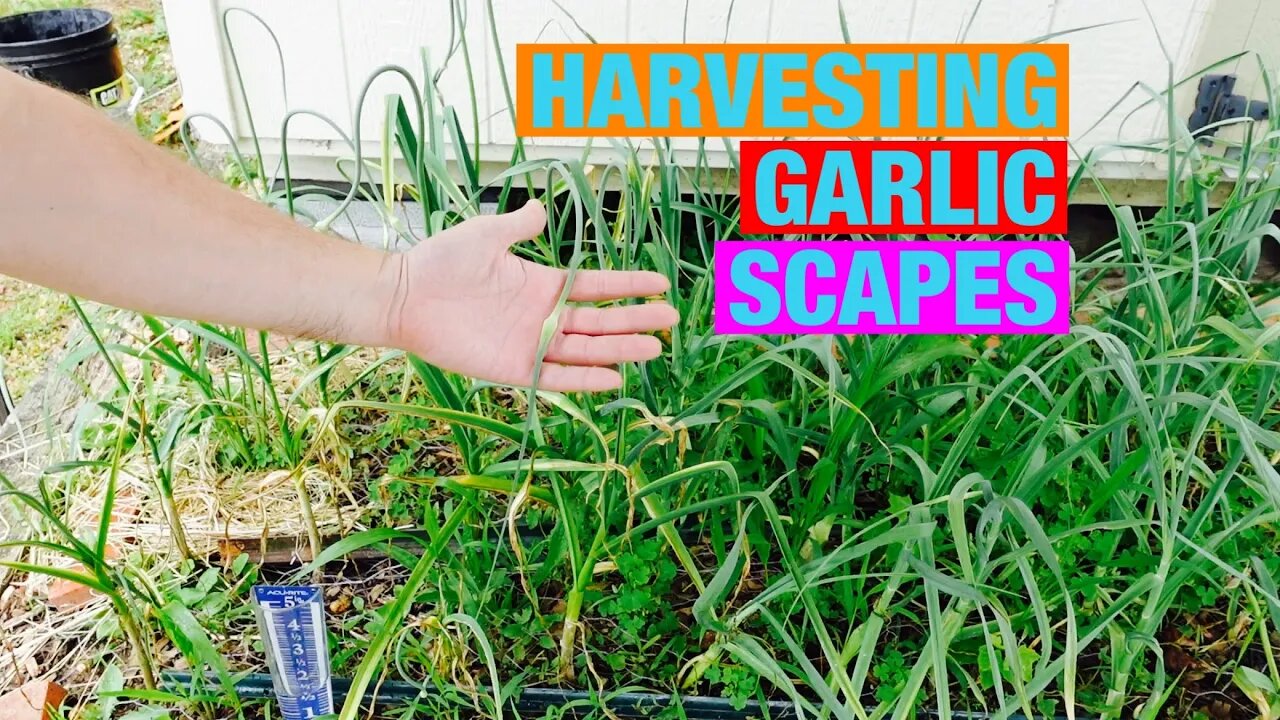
[517,43,1069,137]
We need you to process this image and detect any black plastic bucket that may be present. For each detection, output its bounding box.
[0,8,127,110]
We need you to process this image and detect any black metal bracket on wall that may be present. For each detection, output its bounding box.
[1187,73,1270,141]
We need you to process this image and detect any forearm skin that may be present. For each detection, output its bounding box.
[0,69,400,348]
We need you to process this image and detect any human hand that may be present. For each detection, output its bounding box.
[379,200,678,392]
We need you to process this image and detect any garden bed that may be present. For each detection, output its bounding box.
[3,168,1277,719]
[2,7,1280,720]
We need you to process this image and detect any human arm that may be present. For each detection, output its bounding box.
[0,69,676,391]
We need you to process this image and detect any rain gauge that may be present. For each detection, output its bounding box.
[253,586,334,719]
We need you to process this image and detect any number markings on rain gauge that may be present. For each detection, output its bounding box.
[252,586,334,719]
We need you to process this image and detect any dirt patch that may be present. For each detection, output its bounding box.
[0,280,71,400]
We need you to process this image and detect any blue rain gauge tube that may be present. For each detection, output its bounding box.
[252,586,334,719]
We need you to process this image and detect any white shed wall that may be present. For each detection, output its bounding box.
[160,0,1280,194]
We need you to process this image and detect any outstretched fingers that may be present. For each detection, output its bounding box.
[535,364,624,392]
[568,269,670,301]
[524,303,676,392]
[560,303,679,336]
[544,333,661,366]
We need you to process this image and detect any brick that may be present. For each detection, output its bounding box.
[108,485,141,524]
[0,680,67,720]
[1259,297,1279,327]
[45,545,119,611]
[46,574,98,611]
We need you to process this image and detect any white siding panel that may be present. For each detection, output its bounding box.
[162,1,236,141]
[160,0,1265,190]
[337,1,488,149]
[1233,1,1280,100]
[950,0,1054,43]
[766,0,846,43]
[483,0,627,149]
[903,1,1054,45]
[823,0,914,43]
[626,0,770,155]
[1177,0,1280,142]
[213,0,347,142]
[1050,0,1208,156]
[628,0,753,43]
[905,1,977,43]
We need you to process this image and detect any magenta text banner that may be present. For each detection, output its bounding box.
[714,241,1071,335]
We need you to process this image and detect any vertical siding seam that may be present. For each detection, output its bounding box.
[907,0,918,41]
[482,0,492,145]
[1161,0,1216,139]
[335,0,354,139]
[1169,0,1212,77]
[205,0,241,138]
[1239,0,1264,67]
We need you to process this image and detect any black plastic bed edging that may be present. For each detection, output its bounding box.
[162,672,1083,720]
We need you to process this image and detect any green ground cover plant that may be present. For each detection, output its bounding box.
[1,3,1279,720]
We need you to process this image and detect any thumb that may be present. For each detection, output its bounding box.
[492,199,547,248]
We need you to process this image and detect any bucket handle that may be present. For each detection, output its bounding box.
[124,70,144,115]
